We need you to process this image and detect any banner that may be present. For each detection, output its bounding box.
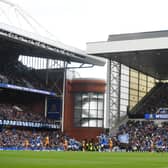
[0,83,56,96]
[118,133,129,144]
[47,97,62,120]
[144,114,155,120]
[0,119,60,129]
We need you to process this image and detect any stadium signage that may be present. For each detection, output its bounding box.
[0,119,60,129]
[155,114,168,119]
[145,108,168,119]
[145,114,168,119]
[0,83,56,96]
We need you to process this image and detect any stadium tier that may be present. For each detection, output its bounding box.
[0,16,106,149]
[3,0,168,153]
[87,30,168,128]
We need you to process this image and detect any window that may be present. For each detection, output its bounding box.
[74,92,104,127]
[129,69,156,110]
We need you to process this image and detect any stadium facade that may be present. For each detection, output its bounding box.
[87,30,168,130]
[0,0,107,143]
[0,22,105,141]
[64,78,106,140]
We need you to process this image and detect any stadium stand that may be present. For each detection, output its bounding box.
[115,120,168,152]
[129,82,168,118]
[0,60,59,92]
[0,103,55,124]
[0,127,64,150]
[0,0,107,152]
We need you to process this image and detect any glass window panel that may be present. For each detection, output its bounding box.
[74,109,81,118]
[121,80,129,87]
[139,85,146,92]
[121,74,129,81]
[74,93,81,102]
[139,92,146,98]
[74,92,104,128]
[130,95,138,102]
[90,101,97,109]
[98,94,103,99]
[147,76,155,83]
[130,89,138,96]
[74,120,80,127]
[82,93,89,99]
[120,99,128,105]
[82,109,89,118]
[81,120,89,127]
[74,94,81,109]
[121,87,129,94]
[90,109,97,118]
[139,80,146,86]
[139,73,146,81]
[147,82,155,89]
[89,120,97,127]
[130,76,139,83]
[121,64,129,70]
[120,105,127,112]
[82,94,89,109]
[130,83,138,90]
[98,110,103,118]
[120,93,129,99]
[121,65,129,75]
[130,69,138,78]
[98,120,103,127]
[98,101,103,110]
[82,102,89,110]
[89,92,98,98]
[129,101,137,110]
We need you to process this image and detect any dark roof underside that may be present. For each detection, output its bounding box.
[0,23,105,66]
[89,30,168,80]
[108,31,168,80]
[100,49,168,80]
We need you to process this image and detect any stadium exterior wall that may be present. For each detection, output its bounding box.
[64,78,106,141]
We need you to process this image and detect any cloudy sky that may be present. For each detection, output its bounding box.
[1,0,168,79]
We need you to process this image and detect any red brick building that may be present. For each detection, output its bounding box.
[63,78,106,141]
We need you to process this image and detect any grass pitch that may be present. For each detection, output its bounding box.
[0,151,168,168]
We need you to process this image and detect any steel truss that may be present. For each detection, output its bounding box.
[106,60,121,129]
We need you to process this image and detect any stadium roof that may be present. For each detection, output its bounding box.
[87,30,168,80]
[0,23,105,66]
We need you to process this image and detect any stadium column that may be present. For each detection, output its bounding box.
[106,59,111,129]
[61,61,68,132]
[44,97,47,118]
[44,58,49,118]
[117,63,121,123]
[107,60,121,131]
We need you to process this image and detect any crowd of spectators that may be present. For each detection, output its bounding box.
[115,120,168,152]
[0,61,59,93]
[79,120,168,152]
[0,127,70,150]
[0,103,56,124]
[1,120,168,152]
